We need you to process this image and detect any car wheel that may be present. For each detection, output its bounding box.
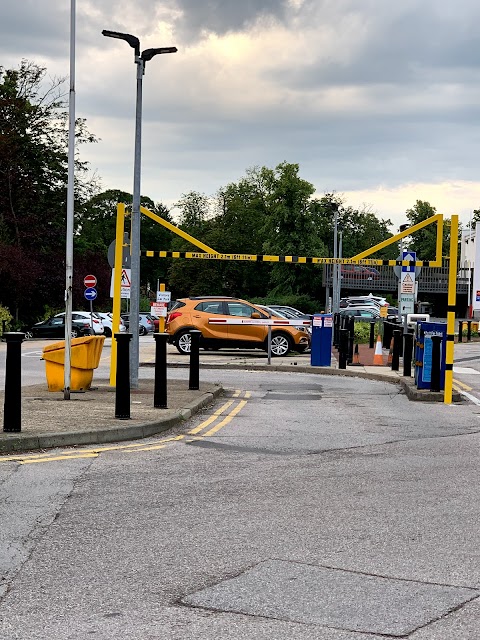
[104,327,112,337]
[25,331,33,340]
[269,332,293,357]
[175,330,193,355]
[139,326,147,336]
[71,329,79,338]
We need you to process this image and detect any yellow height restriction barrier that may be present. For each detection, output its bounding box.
[43,336,105,392]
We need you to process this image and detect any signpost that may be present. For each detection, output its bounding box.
[83,275,97,331]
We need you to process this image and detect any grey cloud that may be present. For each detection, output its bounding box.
[172,0,290,40]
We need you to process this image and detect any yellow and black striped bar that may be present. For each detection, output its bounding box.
[141,250,436,267]
[444,214,458,404]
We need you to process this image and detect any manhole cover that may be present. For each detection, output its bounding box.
[182,560,478,636]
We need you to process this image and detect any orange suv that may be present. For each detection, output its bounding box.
[166,296,310,356]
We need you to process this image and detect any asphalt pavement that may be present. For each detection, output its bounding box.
[0,337,462,453]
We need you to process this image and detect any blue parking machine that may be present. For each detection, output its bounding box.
[310,313,333,367]
[414,321,447,390]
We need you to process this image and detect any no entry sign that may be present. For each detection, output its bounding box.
[84,274,97,288]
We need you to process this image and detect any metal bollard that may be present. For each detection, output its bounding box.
[338,328,349,370]
[333,313,339,349]
[467,320,472,342]
[391,329,402,371]
[115,333,132,419]
[458,321,463,343]
[369,321,375,349]
[430,335,442,393]
[403,333,414,377]
[347,316,355,364]
[154,333,169,409]
[189,330,201,390]
[3,332,25,433]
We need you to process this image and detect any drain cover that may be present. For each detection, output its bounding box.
[182,560,478,636]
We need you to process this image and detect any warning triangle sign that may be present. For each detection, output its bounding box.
[121,269,131,287]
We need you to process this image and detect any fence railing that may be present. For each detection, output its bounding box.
[323,265,472,294]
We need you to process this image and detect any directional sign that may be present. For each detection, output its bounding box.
[402,251,416,272]
[84,274,97,288]
[84,287,97,301]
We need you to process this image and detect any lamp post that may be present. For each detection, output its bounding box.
[102,30,177,387]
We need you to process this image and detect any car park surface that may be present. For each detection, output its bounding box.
[166,296,310,356]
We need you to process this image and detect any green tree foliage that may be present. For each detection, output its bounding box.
[405,200,449,260]
[76,189,175,307]
[0,60,96,323]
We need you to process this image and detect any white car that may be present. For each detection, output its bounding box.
[54,311,105,335]
[97,312,127,337]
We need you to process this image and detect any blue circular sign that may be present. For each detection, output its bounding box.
[84,287,97,301]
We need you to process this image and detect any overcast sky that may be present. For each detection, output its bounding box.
[2,0,480,229]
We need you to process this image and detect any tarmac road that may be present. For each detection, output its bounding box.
[1,364,480,637]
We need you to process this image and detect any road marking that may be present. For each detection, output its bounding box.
[21,453,99,464]
[0,435,186,464]
[453,387,480,406]
[452,378,473,391]
[188,400,235,434]
[0,393,251,465]
[202,400,248,437]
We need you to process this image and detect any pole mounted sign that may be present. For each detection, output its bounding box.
[84,274,97,288]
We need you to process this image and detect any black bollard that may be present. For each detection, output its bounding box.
[369,321,375,349]
[338,328,348,370]
[458,321,463,343]
[403,332,414,377]
[430,335,442,393]
[3,332,25,433]
[347,316,355,364]
[189,330,201,390]
[467,320,472,342]
[154,333,169,408]
[115,333,132,419]
[391,329,402,371]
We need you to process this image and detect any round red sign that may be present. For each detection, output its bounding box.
[84,274,97,288]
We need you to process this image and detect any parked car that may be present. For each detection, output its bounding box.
[268,305,313,320]
[97,312,127,337]
[121,313,155,335]
[340,264,378,280]
[340,307,380,320]
[54,311,105,335]
[166,296,310,356]
[26,316,93,339]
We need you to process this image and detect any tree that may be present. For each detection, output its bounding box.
[405,201,447,260]
[0,60,97,323]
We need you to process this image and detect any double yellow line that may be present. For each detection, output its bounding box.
[187,391,250,439]
[452,378,472,393]
[0,390,251,465]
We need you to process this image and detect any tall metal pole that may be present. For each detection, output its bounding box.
[64,0,76,400]
[332,208,338,313]
[130,56,144,388]
[444,214,458,404]
[338,229,343,307]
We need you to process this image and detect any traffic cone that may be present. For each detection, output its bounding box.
[387,337,394,365]
[372,335,384,366]
[350,343,362,366]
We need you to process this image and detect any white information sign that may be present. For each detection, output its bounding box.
[399,293,415,315]
[156,291,171,303]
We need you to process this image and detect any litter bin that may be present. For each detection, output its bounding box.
[42,336,105,391]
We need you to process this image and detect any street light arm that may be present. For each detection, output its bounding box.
[102,30,140,56]
[141,47,178,62]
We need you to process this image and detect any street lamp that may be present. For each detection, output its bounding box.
[102,30,177,388]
